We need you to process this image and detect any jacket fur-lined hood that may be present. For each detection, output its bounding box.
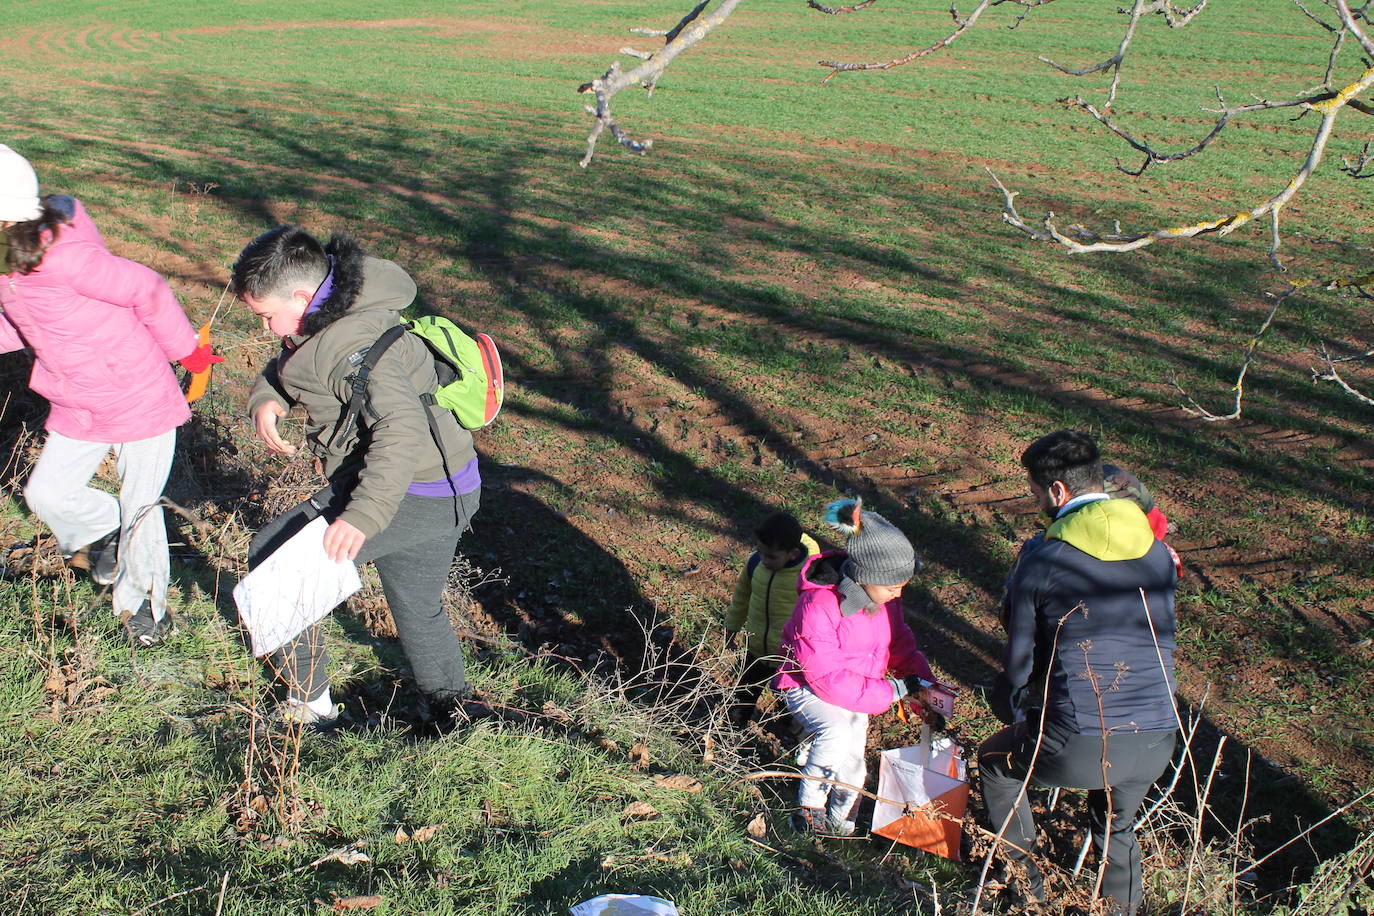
[299,233,368,336]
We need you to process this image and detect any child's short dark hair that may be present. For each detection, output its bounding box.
[1021,429,1103,494]
[755,512,804,552]
[231,225,327,299]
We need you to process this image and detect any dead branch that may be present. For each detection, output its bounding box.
[1337,0,1374,57]
[579,0,744,168]
[807,0,879,12]
[1064,85,1343,177]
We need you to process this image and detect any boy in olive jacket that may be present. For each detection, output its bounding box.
[724,512,819,723]
[235,226,480,724]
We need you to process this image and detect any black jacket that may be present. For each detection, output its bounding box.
[995,497,1178,735]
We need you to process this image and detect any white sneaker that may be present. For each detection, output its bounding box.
[274,698,341,729]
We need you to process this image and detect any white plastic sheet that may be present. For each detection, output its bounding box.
[569,894,679,916]
[871,727,969,859]
[232,517,361,656]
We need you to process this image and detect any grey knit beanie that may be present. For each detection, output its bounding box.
[824,498,920,586]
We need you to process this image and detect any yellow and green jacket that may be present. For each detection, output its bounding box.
[725,533,821,660]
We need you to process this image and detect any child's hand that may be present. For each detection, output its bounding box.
[253,401,297,455]
[323,518,365,563]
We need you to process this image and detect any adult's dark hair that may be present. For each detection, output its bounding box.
[755,512,804,552]
[3,196,72,275]
[230,225,328,300]
[1021,429,1104,495]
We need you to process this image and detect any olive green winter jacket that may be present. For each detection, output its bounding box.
[247,240,476,539]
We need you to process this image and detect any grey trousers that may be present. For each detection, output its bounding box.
[248,482,480,705]
[978,720,1176,916]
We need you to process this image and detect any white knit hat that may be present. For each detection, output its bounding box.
[0,145,42,223]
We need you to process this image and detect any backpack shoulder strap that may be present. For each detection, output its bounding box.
[327,324,408,448]
[747,551,762,579]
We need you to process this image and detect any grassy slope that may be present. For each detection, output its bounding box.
[1,0,1371,911]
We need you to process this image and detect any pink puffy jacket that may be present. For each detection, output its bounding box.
[0,197,196,443]
[774,551,933,714]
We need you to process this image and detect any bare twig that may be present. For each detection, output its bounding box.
[818,0,1015,80]
[1180,737,1228,914]
[1340,139,1374,176]
[1311,342,1374,404]
[971,604,1084,916]
[1153,0,1207,27]
[1038,0,1148,108]
[1170,287,1293,422]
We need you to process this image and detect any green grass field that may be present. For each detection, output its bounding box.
[1,1,1372,912]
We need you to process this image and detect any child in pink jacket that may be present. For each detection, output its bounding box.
[774,498,936,836]
[0,144,219,645]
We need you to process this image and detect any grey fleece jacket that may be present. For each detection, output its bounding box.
[247,253,477,539]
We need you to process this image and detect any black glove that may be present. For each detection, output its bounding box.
[903,674,931,695]
[903,676,947,730]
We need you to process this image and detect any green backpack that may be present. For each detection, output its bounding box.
[329,316,504,453]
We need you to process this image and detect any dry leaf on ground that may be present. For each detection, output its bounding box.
[630,743,650,768]
[395,824,444,844]
[621,801,660,821]
[653,774,703,793]
[332,896,384,912]
[746,813,768,839]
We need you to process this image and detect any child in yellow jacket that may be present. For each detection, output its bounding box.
[725,512,820,723]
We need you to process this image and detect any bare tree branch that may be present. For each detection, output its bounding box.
[807,0,879,13]
[1038,0,1148,108]
[1153,0,1207,28]
[817,0,1044,80]
[1312,343,1374,403]
[1170,288,1293,422]
[1341,138,1374,174]
[1336,0,1374,57]
[990,63,1374,262]
[579,0,745,167]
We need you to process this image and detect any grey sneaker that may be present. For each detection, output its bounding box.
[89,531,119,586]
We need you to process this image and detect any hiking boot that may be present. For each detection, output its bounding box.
[987,864,1046,912]
[65,530,118,584]
[431,688,493,725]
[790,806,827,836]
[121,599,172,648]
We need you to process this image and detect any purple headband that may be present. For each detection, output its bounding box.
[304,254,336,315]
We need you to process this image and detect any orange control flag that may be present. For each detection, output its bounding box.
[185,322,213,404]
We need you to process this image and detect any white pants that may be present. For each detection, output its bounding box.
[783,685,870,829]
[24,429,176,620]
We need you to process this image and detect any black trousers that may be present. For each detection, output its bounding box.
[978,720,1176,916]
[248,481,480,706]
